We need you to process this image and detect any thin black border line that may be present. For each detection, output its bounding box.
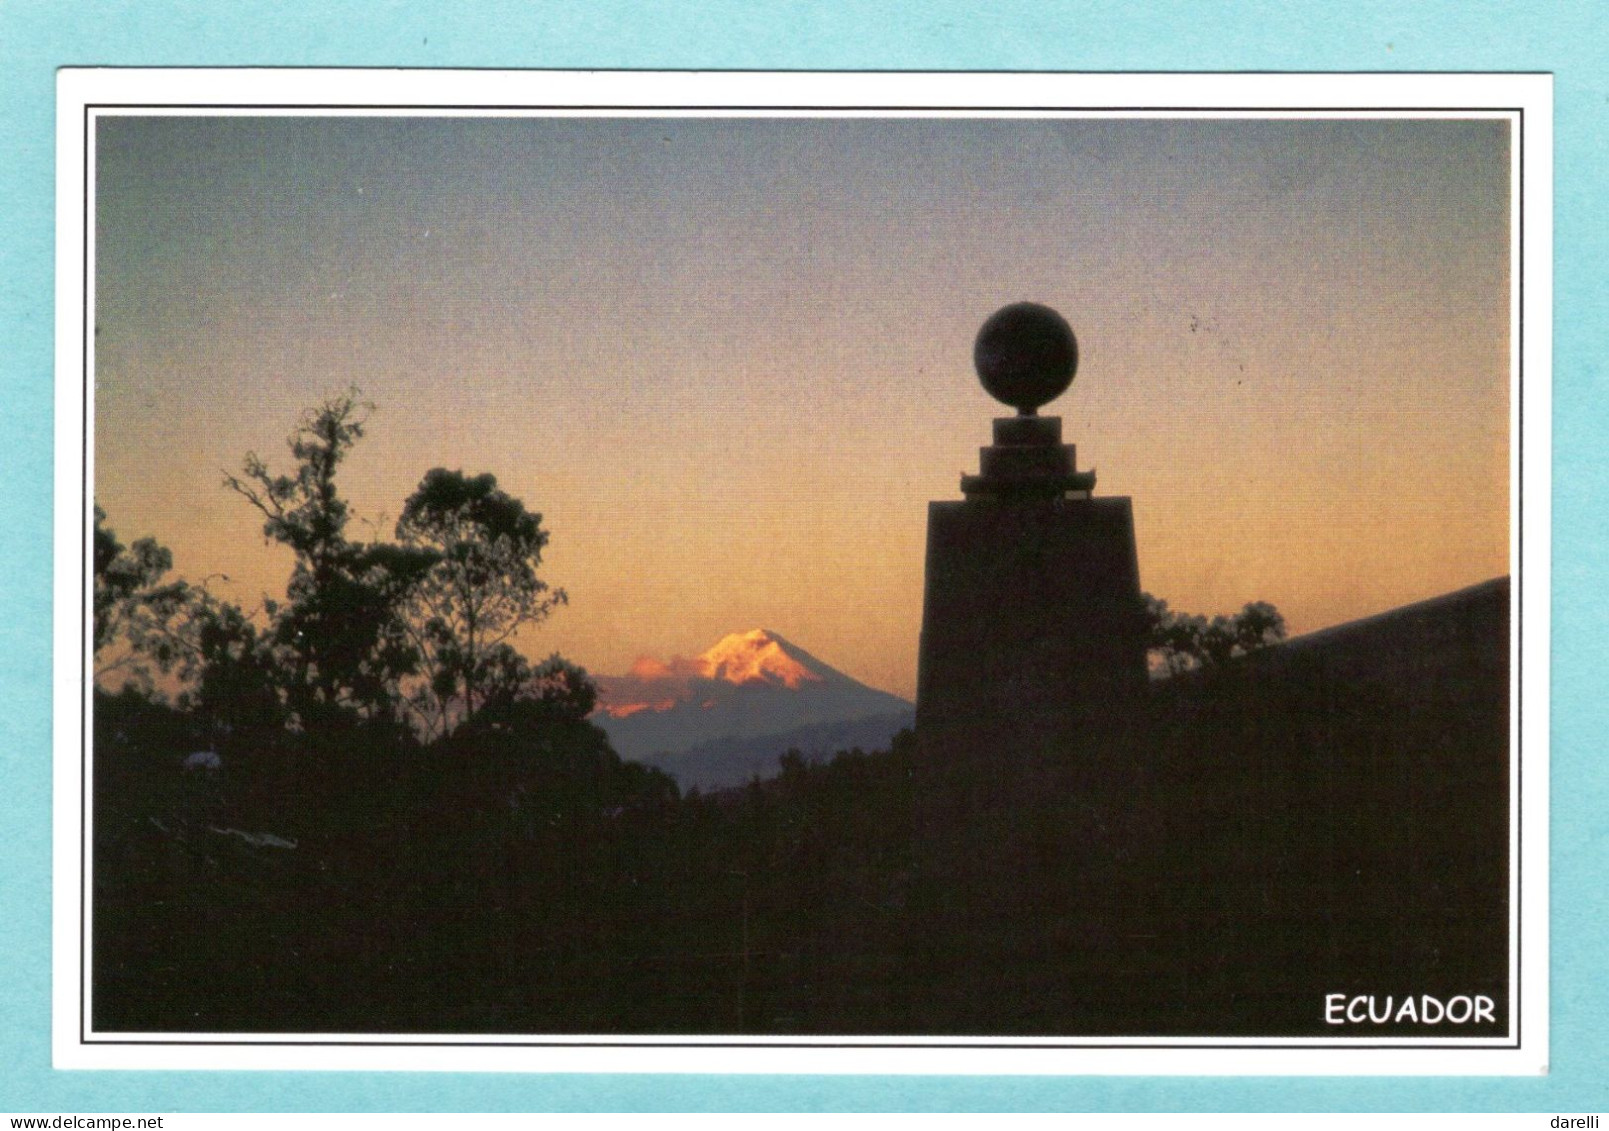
[80,1038,1524,1050]
[79,101,91,1046]
[75,98,1530,1055]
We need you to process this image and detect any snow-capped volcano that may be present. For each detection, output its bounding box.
[600,629,824,718]
[592,630,913,789]
[698,628,824,690]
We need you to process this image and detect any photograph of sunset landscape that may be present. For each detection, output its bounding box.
[84,106,1518,1041]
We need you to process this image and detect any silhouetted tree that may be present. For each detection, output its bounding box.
[1143,593,1287,675]
[175,598,287,749]
[226,392,436,735]
[465,648,597,727]
[92,505,194,684]
[442,650,676,841]
[396,468,566,736]
[93,504,299,770]
[1229,600,1286,653]
[1143,594,1206,676]
[779,748,809,778]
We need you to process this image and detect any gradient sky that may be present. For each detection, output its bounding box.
[93,114,1512,700]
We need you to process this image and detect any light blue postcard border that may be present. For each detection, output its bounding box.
[3,0,1605,1113]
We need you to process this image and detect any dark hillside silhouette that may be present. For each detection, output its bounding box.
[92,553,1509,1034]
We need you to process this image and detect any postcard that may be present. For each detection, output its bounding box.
[54,69,1550,1074]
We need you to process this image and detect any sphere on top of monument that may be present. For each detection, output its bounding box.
[973,301,1079,415]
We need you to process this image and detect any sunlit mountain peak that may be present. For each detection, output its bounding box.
[593,629,883,721]
[696,629,824,689]
[590,631,915,782]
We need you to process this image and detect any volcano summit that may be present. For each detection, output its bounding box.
[592,630,914,790]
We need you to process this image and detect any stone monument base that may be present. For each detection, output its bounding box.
[915,494,1147,742]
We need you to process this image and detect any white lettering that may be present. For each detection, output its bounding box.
[1326,992,1499,1024]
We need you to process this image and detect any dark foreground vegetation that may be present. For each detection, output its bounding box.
[94,698,919,1033]
[90,395,1510,1037]
[94,578,1509,1036]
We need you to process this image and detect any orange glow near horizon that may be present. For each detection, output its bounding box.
[93,115,1512,701]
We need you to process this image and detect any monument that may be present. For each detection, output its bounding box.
[915,302,1148,775]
